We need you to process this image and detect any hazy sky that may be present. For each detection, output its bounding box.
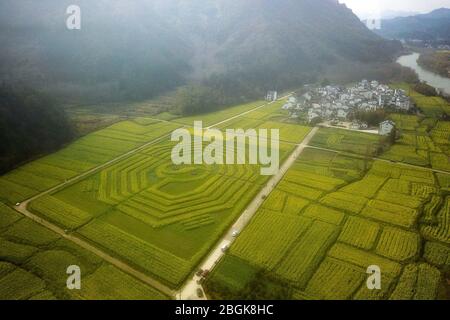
[339,0,450,17]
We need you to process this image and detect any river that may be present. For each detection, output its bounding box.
[397,52,450,95]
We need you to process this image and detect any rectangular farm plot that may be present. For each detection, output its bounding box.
[340,174,387,198]
[207,255,259,292]
[302,204,345,225]
[174,100,266,126]
[231,211,312,270]
[310,128,383,156]
[275,221,339,288]
[305,258,365,300]
[256,121,311,144]
[277,180,323,201]
[375,227,420,262]
[328,243,402,279]
[389,263,441,300]
[376,190,423,209]
[320,192,367,214]
[283,170,346,192]
[338,216,380,250]
[29,195,93,230]
[76,265,169,300]
[360,200,419,229]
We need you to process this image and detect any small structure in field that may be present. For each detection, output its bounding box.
[379,120,396,136]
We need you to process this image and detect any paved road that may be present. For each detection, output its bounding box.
[12,93,295,299]
[177,127,319,300]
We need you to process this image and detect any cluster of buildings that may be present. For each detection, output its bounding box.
[283,80,412,127]
[404,40,450,50]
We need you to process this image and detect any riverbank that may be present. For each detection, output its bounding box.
[397,52,450,96]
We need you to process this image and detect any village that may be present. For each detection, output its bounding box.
[278,80,413,136]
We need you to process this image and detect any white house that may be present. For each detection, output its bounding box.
[379,120,395,136]
[266,91,278,101]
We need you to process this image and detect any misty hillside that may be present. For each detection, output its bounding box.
[376,8,450,41]
[0,0,401,104]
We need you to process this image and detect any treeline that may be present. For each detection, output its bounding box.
[349,110,387,127]
[418,51,450,78]
[0,87,74,174]
[205,271,291,300]
[413,82,438,96]
[324,62,419,85]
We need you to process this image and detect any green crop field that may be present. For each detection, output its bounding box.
[0,207,168,300]
[0,97,315,295]
[209,146,450,300]
[28,138,271,287]
[379,88,450,173]
[2,93,449,300]
[391,83,450,117]
[310,128,384,156]
[0,119,182,205]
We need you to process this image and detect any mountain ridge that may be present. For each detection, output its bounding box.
[0,0,401,103]
[376,8,450,41]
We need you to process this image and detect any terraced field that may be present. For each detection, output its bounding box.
[207,145,449,300]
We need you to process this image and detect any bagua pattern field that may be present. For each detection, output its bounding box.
[28,136,302,288]
[0,96,314,296]
[206,144,450,300]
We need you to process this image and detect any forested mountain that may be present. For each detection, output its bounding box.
[0,0,189,103]
[0,87,74,174]
[0,0,401,104]
[376,8,450,41]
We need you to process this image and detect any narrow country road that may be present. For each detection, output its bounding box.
[12,93,295,299]
[15,201,176,297]
[177,127,319,300]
